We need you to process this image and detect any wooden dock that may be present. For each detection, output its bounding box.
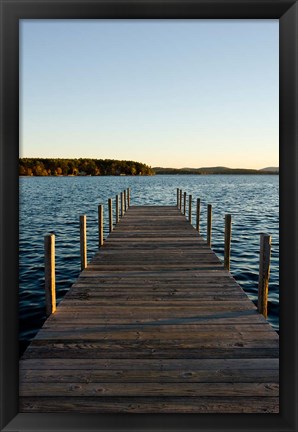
[19,205,279,413]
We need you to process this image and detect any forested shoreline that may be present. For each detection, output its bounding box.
[19,158,278,176]
[19,158,154,176]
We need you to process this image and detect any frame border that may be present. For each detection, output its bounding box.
[1,1,297,431]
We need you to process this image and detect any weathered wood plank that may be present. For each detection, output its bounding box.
[35,322,276,333]
[20,357,279,371]
[65,291,249,300]
[34,329,278,341]
[54,303,257,313]
[19,396,279,413]
[20,368,279,384]
[43,311,269,326]
[20,382,279,397]
[22,346,279,360]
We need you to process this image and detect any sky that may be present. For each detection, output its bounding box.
[20,20,279,169]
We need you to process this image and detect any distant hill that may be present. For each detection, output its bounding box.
[259,167,279,173]
[152,166,279,175]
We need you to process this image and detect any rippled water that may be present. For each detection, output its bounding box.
[19,175,279,353]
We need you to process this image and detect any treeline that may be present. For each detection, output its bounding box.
[19,158,154,176]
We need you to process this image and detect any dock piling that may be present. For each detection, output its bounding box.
[189,195,192,223]
[44,234,56,317]
[116,195,119,223]
[120,192,124,217]
[196,198,200,233]
[98,204,103,247]
[177,188,179,207]
[207,204,212,247]
[224,214,232,271]
[179,190,182,211]
[108,198,113,232]
[127,188,130,208]
[124,190,127,212]
[258,233,271,318]
[80,215,87,271]
[183,192,187,215]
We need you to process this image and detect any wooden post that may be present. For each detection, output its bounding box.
[196,198,200,233]
[116,195,119,223]
[177,188,179,207]
[258,233,271,318]
[179,189,182,211]
[120,192,124,217]
[127,188,130,207]
[80,215,87,271]
[124,190,127,212]
[207,204,212,247]
[98,204,103,247]
[189,195,192,223]
[44,234,56,316]
[224,214,232,271]
[108,198,113,232]
[183,192,187,215]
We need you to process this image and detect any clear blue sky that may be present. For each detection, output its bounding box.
[20,20,279,169]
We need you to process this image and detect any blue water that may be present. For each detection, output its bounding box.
[19,175,279,352]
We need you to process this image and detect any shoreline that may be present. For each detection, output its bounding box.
[19,172,279,177]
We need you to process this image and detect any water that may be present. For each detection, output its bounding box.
[19,175,279,353]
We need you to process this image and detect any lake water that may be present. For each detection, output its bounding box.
[19,175,279,353]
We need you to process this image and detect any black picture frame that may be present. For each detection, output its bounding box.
[0,1,297,431]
